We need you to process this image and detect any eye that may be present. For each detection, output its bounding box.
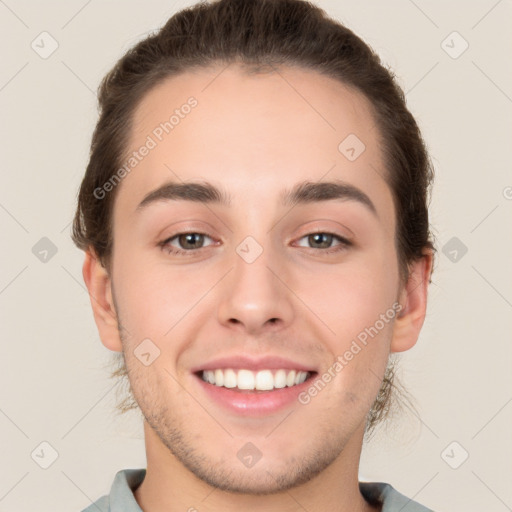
[295,232,352,253]
[160,232,216,255]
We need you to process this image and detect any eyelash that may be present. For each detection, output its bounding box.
[159,231,352,256]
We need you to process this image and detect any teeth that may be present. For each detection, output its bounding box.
[201,368,309,391]
[214,369,224,387]
[223,369,237,388]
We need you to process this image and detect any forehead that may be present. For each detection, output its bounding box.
[115,64,394,230]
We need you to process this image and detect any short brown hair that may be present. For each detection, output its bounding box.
[72,0,436,436]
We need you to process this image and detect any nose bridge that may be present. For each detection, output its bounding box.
[216,234,294,332]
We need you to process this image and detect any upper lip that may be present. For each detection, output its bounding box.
[191,355,318,374]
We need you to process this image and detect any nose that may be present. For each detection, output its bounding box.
[216,243,294,335]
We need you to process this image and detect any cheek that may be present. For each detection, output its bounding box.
[291,250,399,341]
[111,246,200,339]
[315,317,394,417]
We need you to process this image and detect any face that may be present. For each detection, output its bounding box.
[89,64,424,494]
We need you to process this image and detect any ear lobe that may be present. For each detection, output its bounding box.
[82,249,123,352]
[390,251,433,353]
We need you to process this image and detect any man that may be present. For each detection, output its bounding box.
[73,0,436,510]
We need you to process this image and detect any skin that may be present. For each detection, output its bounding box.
[83,64,432,512]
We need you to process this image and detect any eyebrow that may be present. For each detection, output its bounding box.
[136,179,378,217]
[281,180,377,217]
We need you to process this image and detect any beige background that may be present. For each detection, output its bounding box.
[1,1,511,511]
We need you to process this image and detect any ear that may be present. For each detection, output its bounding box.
[82,249,123,352]
[390,251,433,353]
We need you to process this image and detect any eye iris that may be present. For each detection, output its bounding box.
[179,233,204,249]
[309,233,332,248]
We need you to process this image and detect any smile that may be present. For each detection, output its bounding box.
[200,368,311,392]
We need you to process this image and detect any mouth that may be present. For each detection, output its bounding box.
[194,368,317,393]
[192,366,319,416]
[190,354,319,415]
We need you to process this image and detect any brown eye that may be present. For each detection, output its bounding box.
[177,233,206,250]
[161,232,215,255]
[308,233,334,249]
[295,232,352,253]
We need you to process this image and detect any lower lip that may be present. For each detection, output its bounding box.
[193,373,316,416]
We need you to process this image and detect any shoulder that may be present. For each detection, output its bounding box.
[80,468,146,512]
[359,481,435,512]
